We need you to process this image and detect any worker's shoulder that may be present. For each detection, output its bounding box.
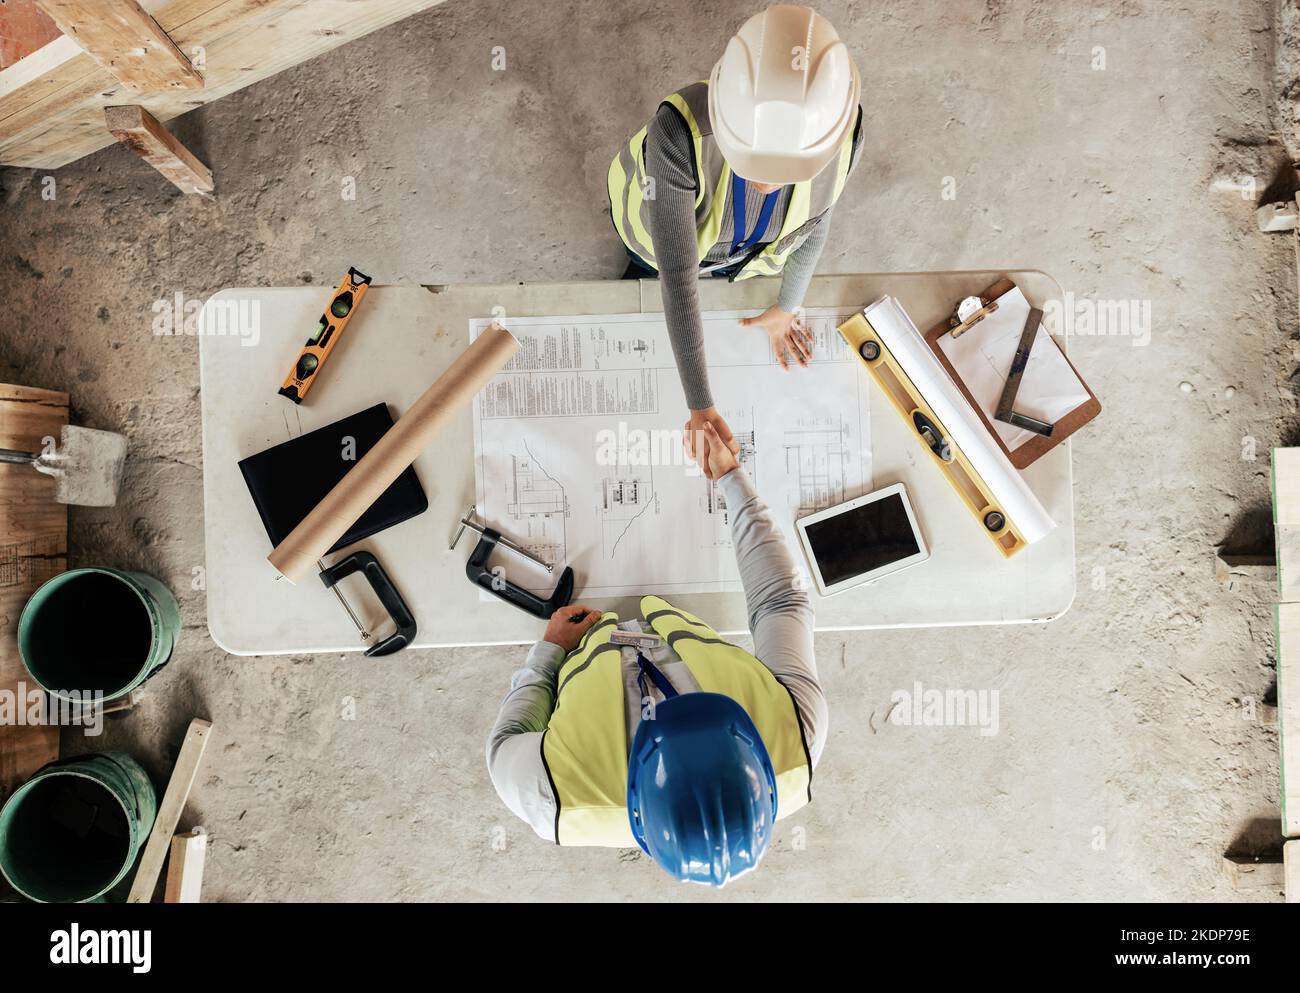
[645,102,697,174]
[650,99,695,140]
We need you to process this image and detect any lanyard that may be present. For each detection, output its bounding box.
[636,652,678,701]
[730,173,780,256]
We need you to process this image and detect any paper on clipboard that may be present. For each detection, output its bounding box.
[937,286,1090,451]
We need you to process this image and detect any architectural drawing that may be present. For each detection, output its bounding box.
[782,416,853,518]
[471,309,872,598]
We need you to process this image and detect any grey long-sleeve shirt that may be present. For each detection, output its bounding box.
[645,104,863,410]
[485,466,825,843]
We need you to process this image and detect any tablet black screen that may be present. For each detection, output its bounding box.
[805,493,920,586]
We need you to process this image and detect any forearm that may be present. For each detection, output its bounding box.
[717,468,825,761]
[646,106,714,410]
[656,258,713,410]
[718,468,812,629]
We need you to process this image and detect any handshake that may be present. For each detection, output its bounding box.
[684,407,740,481]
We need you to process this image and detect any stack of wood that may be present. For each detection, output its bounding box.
[0,385,65,806]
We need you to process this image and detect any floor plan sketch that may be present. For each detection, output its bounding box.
[782,416,853,518]
[471,309,872,598]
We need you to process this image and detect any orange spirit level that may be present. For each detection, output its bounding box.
[278,267,372,403]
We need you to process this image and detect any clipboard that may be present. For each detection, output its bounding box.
[924,277,1101,469]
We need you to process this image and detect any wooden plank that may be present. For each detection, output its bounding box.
[1273,448,1300,602]
[0,0,63,69]
[0,0,307,161]
[0,34,85,109]
[1277,603,1300,837]
[1221,854,1285,892]
[127,717,212,903]
[164,828,206,903]
[0,0,445,168]
[34,0,202,90]
[0,384,66,800]
[105,103,211,193]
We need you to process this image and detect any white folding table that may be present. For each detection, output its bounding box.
[199,271,1075,654]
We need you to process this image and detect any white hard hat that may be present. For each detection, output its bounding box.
[708,5,861,185]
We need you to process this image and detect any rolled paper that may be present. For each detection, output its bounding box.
[864,297,1056,545]
[268,322,520,582]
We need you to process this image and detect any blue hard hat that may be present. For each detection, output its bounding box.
[626,691,778,887]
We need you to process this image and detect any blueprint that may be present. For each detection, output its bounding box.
[470,308,872,598]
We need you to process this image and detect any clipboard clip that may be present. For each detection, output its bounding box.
[948,294,999,339]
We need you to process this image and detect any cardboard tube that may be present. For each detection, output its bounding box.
[268,323,520,582]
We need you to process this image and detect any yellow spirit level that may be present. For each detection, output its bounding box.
[838,311,1032,558]
[278,267,372,404]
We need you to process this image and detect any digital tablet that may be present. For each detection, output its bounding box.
[795,483,929,596]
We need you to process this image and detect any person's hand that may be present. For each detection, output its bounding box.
[741,306,814,371]
[542,604,602,653]
[684,407,739,481]
[696,422,739,479]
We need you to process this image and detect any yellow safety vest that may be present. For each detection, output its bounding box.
[607,81,860,280]
[540,595,813,847]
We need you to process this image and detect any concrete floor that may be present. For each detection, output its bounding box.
[0,0,1294,901]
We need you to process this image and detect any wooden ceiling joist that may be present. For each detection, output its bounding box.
[35,0,204,90]
[0,0,445,170]
[106,103,212,194]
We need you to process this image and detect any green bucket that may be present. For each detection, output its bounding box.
[0,753,157,903]
[18,568,180,703]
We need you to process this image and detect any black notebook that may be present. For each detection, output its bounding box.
[238,403,428,555]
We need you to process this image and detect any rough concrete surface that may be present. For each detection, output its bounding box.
[0,0,1295,901]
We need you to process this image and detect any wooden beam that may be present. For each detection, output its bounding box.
[105,103,211,194]
[34,0,202,90]
[127,718,212,903]
[0,384,65,802]
[164,829,207,903]
[1277,603,1300,838]
[0,1,447,169]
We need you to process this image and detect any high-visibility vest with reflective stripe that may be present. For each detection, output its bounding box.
[540,595,813,847]
[607,81,860,280]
